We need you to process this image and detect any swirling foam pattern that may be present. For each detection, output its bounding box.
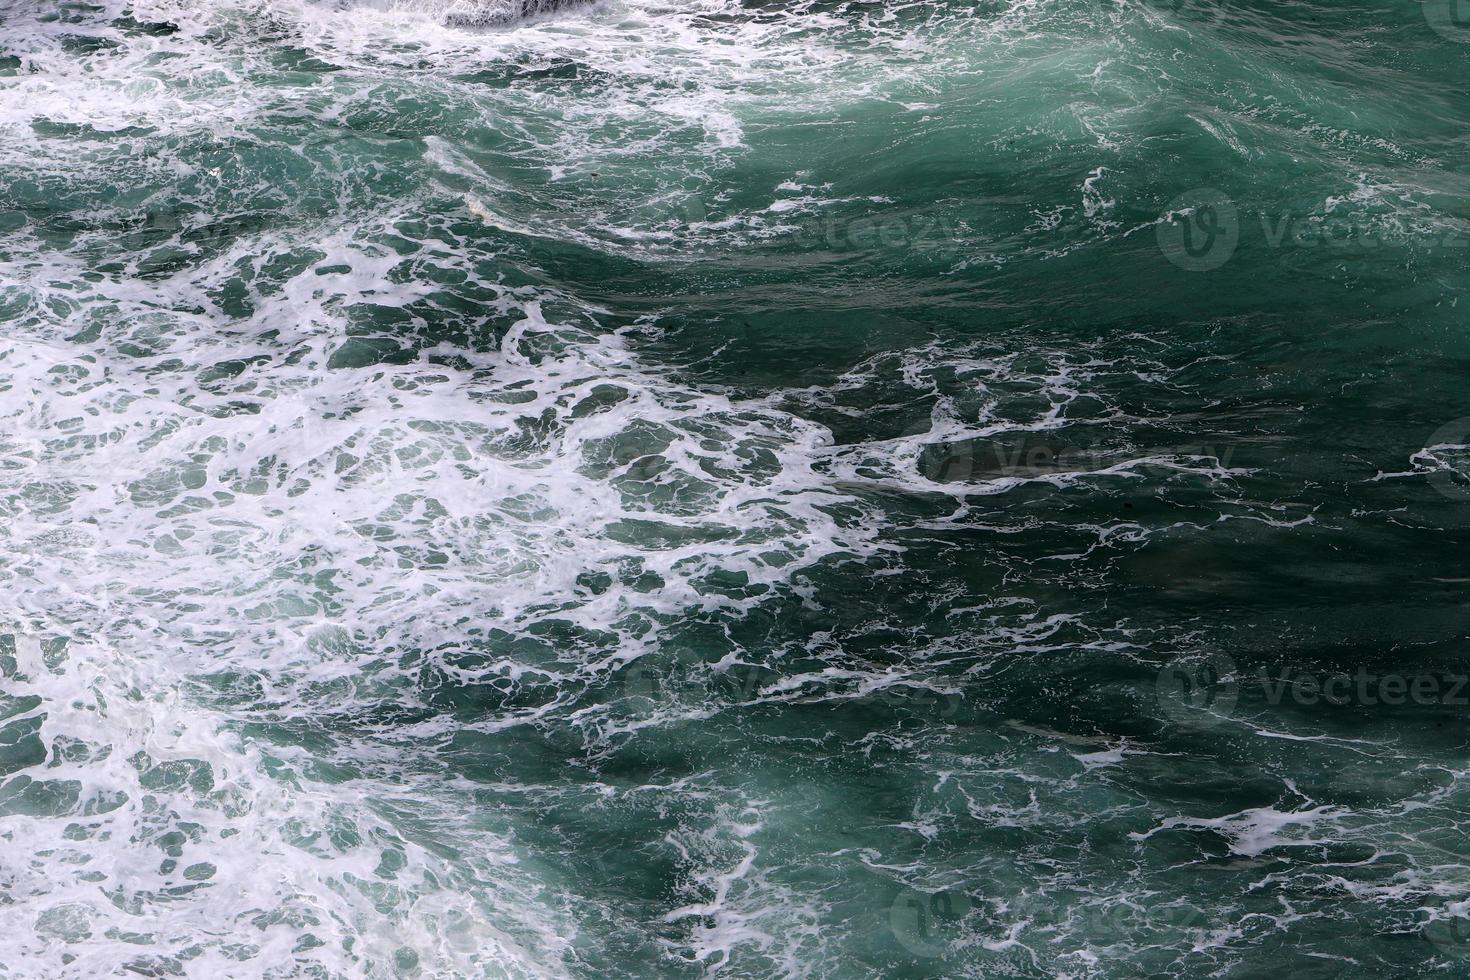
[3,0,1470,975]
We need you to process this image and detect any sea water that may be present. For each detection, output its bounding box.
[3,0,1470,975]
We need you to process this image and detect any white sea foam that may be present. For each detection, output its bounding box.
[0,0,917,963]
[0,225,893,971]
[10,0,1460,974]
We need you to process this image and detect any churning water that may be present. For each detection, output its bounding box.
[3,0,1470,975]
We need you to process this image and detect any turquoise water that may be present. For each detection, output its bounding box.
[3,0,1470,976]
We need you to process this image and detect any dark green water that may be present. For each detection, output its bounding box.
[3,0,1470,976]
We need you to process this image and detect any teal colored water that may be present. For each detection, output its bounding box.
[3,0,1470,976]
